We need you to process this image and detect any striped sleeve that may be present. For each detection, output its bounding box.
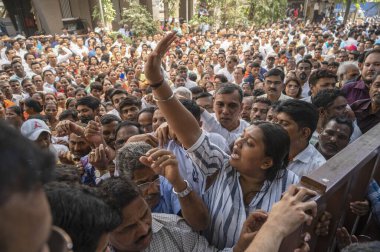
[186,132,229,193]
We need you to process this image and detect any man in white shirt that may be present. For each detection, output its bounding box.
[295,59,313,97]
[177,65,197,89]
[276,99,326,177]
[213,52,226,74]
[233,66,244,86]
[0,48,16,67]
[70,37,88,59]
[201,83,249,145]
[259,68,292,102]
[217,55,238,83]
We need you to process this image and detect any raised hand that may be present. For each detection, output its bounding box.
[139,148,184,190]
[144,31,177,84]
[56,120,84,137]
[267,185,317,237]
[88,144,115,171]
[126,133,159,148]
[84,116,104,147]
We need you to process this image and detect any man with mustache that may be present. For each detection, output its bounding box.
[351,73,380,133]
[311,88,362,145]
[295,59,313,97]
[259,68,292,103]
[76,96,101,124]
[316,117,353,160]
[342,49,380,105]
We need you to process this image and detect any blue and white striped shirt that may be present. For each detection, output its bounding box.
[187,133,300,249]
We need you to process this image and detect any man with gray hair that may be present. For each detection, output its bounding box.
[116,141,209,231]
[337,61,360,87]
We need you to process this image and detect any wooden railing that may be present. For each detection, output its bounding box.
[281,123,380,251]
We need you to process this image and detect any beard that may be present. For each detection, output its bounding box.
[79,116,93,124]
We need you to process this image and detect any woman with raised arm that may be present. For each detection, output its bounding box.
[144,31,299,249]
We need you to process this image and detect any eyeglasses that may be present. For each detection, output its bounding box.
[137,177,160,192]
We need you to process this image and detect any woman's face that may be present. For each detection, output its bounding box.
[205,82,214,92]
[99,105,106,116]
[45,103,58,118]
[75,91,86,100]
[60,78,70,91]
[230,125,272,177]
[103,79,113,92]
[45,94,56,104]
[285,81,300,98]
[57,93,66,106]
[68,100,77,110]
[32,93,44,105]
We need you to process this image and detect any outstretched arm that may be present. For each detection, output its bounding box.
[144,31,201,149]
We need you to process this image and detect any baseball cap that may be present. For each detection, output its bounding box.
[21,119,51,141]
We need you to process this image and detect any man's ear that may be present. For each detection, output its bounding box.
[301,127,312,141]
[198,120,203,128]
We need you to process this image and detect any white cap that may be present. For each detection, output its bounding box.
[21,119,51,141]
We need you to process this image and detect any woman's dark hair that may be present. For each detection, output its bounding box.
[65,98,76,110]
[7,105,22,117]
[252,121,290,181]
[137,107,155,119]
[24,98,43,113]
[284,77,302,98]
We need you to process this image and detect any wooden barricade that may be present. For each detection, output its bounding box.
[280,123,380,251]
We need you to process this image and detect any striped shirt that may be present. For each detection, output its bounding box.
[187,133,300,249]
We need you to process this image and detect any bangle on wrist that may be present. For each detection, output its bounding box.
[172,180,192,198]
[150,78,165,89]
[153,92,175,102]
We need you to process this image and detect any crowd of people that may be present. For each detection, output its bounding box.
[0,15,380,252]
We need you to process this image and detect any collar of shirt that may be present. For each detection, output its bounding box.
[151,217,165,234]
[353,79,367,90]
[352,98,371,113]
[292,144,316,163]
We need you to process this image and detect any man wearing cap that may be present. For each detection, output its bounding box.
[265,53,277,71]
[21,118,68,157]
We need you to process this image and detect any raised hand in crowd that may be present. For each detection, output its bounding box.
[88,143,115,172]
[246,185,317,252]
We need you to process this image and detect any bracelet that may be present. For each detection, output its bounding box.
[150,78,165,89]
[152,92,175,102]
[172,180,193,198]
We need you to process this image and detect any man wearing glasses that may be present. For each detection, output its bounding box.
[259,68,292,103]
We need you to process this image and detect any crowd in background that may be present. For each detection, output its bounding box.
[0,15,380,252]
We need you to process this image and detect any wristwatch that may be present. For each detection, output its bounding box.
[172,180,193,198]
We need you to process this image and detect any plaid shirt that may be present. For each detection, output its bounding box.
[368,179,380,224]
[108,213,234,252]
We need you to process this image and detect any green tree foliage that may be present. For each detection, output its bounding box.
[248,0,287,25]
[120,1,158,36]
[191,0,287,28]
[92,0,116,24]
